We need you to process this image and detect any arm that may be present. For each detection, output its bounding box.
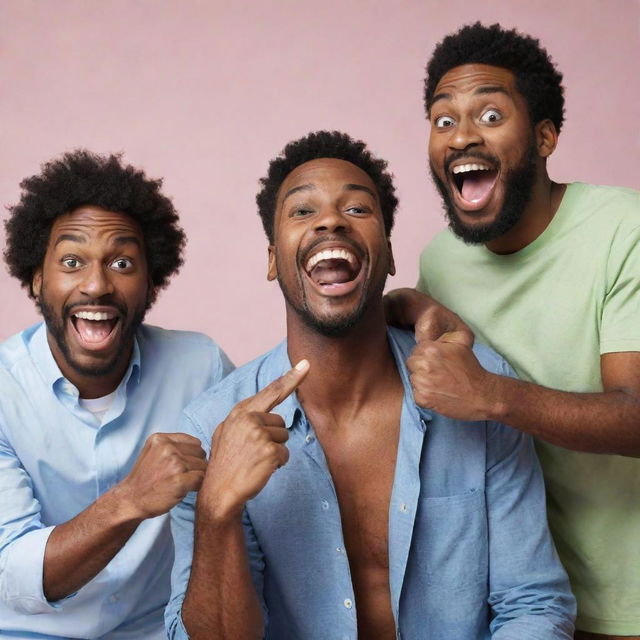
[485,411,576,638]
[384,287,474,346]
[407,342,640,456]
[175,362,309,640]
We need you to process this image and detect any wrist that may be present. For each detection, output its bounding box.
[103,482,147,525]
[196,486,244,525]
[483,373,511,422]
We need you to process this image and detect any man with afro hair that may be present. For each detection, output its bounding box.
[166,130,575,639]
[0,150,232,639]
[389,22,640,639]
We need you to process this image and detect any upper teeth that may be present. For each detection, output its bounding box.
[305,248,357,272]
[74,311,115,321]
[452,163,491,174]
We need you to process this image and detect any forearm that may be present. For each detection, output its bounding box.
[43,484,142,601]
[489,375,640,456]
[181,508,263,640]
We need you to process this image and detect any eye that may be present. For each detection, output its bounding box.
[479,109,503,124]
[434,115,456,129]
[110,257,133,270]
[291,207,314,218]
[345,206,368,215]
[62,257,81,269]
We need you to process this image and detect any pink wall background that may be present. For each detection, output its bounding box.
[1,0,639,365]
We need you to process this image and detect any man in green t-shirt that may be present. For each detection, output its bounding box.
[389,23,640,640]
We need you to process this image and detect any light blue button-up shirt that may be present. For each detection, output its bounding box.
[0,322,232,639]
[167,328,575,639]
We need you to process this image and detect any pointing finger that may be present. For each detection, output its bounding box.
[246,359,310,413]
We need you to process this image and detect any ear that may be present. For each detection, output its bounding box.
[31,268,42,299]
[535,119,558,159]
[267,245,277,281]
[387,240,396,276]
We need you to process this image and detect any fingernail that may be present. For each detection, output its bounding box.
[295,359,309,371]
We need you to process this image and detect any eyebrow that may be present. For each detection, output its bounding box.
[53,233,142,248]
[281,182,377,204]
[431,85,510,107]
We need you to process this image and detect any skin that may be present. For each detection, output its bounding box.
[183,159,403,640]
[30,207,207,601]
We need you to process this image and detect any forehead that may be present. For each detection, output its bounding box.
[433,63,520,102]
[277,158,378,203]
[48,206,144,248]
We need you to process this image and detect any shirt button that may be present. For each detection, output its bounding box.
[336,547,342,553]
[343,598,353,609]
[399,503,408,513]
[321,500,329,510]
[305,434,314,443]
[109,593,118,603]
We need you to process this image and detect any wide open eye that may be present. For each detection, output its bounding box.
[479,109,503,125]
[110,257,133,270]
[62,257,81,269]
[434,115,456,129]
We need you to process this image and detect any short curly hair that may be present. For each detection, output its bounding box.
[424,22,565,133]
[256,130,398,242]
[4,150,185,305]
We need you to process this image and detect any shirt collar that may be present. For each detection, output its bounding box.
[27,321,142,393]
[269,328,431,432]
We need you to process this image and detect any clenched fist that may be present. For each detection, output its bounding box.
[118,432,208,520]
[199,360,310,521]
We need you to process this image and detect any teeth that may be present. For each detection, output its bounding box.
[305,248,357,272]
[452,163,491,174]
[73,311,115,321]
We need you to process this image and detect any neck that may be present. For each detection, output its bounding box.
[486,170,566,255]
[286,302,398,414]
[47,333,132,399]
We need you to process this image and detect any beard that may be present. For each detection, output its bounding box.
[275,254,387,338]
[430,139,537,245]
[39,286,146,379]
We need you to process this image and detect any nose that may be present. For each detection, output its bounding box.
[79,262,115,298]
[448,117,483,151]
[314,206,351,234]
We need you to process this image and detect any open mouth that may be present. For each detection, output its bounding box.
[70,310,120,348]
[303,246,363,294]
[450,162,498,208]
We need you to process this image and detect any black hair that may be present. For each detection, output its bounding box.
[256,130,398,242]
[425,22,565,132]
[4,149,185,305]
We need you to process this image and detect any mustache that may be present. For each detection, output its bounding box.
[298,234,366,268]
[444,151,500,175]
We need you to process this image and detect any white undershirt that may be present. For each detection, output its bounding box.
[79,390,117,424]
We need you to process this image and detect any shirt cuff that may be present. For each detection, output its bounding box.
[0,525,76,614]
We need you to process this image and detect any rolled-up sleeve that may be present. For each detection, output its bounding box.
[487,364,576,638]
[0,425,69,613]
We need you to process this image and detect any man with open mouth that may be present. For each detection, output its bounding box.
[166,131,575,639]
[0,150,232,639]
[388,23,640,640]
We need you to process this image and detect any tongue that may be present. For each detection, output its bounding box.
[310,259,354,285]
[75,318,116,343]
[461,171,496,203]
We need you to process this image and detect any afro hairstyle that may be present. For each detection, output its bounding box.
[256,130,398,243]
[4,149,185,306]
[424,22,565,133]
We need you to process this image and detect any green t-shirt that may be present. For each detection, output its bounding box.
[418,183,640,634]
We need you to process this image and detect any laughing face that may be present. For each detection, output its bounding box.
[268,158,395,336]
[32,206,150,396]
[428,64,540,245]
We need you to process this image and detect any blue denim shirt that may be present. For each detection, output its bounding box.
[0,323,233,639]
[167,328,575,639]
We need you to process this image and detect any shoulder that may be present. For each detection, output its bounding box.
[566,182,639,228]
[420,228,461,260]
[182,342,286,443]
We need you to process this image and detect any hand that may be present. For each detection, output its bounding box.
[384,287,474,346]
[407,337,499,421]
[199,360,310,521]
[118,433,208,520]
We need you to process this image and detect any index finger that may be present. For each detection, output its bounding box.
[246,359,310,413]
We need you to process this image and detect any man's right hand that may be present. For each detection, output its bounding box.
[199,360,310,521]
[117,432,208,520]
